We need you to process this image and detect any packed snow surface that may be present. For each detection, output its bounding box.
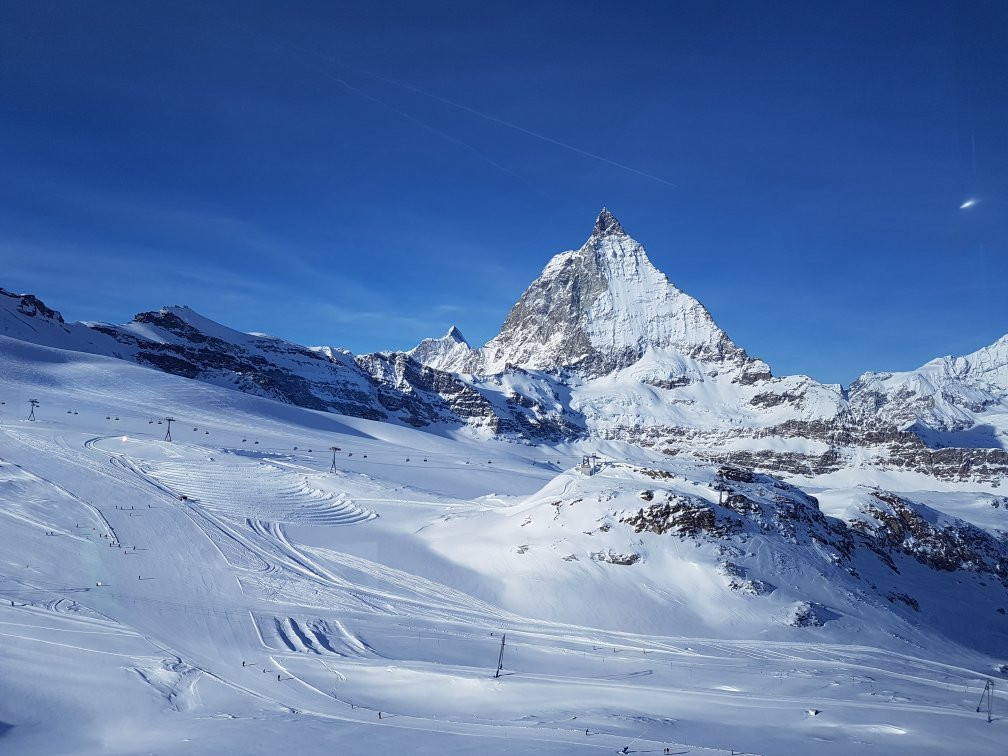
[1,336,1005,755]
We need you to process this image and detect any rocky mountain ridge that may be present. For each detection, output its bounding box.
[0,288,574,438]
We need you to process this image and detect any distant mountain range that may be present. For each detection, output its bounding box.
[3,209,1006,482]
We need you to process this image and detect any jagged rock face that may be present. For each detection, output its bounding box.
[0,292,580,440]
[607,463,1006,641]
[0,286,109,352]
[852,491,1008,584]
[620,465,853,559]
[788,602,837,627]
[712,466,854,553]
[622,493,731,538]
[479,209,764,379]
[107,309,581,437]
[354,351,500,428]
[719,562,776,595]
[89,308,391,420]
[1,288,64,323]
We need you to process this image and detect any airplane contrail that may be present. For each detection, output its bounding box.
[325,72,539,188]
[237,26,539,187]
[228,17,678,189]
[349,65,679,188]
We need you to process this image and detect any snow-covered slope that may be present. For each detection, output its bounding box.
[1,334,1006,754]
[849,335,1008,445]
[0,287,113,352]
[0,291,580,436]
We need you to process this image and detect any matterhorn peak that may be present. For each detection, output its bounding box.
[444,325,467,343]
[479,209,758,378]
[592,207,626,238]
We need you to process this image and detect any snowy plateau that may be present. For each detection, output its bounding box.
[1,209,1006,755]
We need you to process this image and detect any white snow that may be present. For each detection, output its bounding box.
[407,326,478,374]
[1,335,1005,755]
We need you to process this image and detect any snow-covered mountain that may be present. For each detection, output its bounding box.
[440,208,769,383]
[1,335,1005,754]
[410,210,1008,483]
[3,216,1008,754]
[3,209,1007,485]
[849,335,1008,443]
[0,288,578,438]
[406,325,478,373]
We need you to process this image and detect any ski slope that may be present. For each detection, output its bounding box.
[0,336,1005,755]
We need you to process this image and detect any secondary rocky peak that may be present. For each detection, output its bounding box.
[407,324,478,373]
[0,288,65,324]
[444,325,467,344]
[592,207,625,238]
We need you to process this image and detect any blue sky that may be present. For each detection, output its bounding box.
[1,0,1005,385]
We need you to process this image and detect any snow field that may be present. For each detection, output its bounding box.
[0,339,1005,754]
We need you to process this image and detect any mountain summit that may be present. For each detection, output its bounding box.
[592,207,625,237]
[407,325,477,373]
[479,208,766,379]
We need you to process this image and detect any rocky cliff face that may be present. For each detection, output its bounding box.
[596,460,1008,651]
[618,464,1007,625]
[851,490,1008,583]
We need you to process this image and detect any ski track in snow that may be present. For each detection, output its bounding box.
[138,457,377,526]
